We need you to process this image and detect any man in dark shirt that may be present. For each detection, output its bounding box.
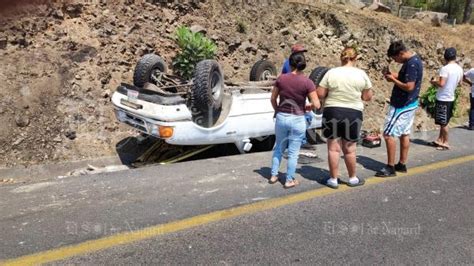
[376,41,423,177]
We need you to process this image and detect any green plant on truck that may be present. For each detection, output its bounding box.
[420,85,462,117]
[172,26,217,80]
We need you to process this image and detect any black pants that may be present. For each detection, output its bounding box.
[470,94,474,128]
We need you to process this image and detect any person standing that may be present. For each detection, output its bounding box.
[463,68,474,130]
[281,44,315,149]
[376,41,423,177]
[269,52,320,188]
[430,48,464,149]
[317,47,373,189]
[281,44,307,74]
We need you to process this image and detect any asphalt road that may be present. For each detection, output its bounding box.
[0,128,473,264]
[62,162,474,265]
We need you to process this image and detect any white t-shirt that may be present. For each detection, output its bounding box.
[436,63,463,101]
[319,66,372,111]
[464,68,474,96]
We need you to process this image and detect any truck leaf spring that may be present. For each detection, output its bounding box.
[131,138,214,167]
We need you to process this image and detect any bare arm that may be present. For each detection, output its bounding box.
[361,88,373,101]
[430,76,447,88]
[271,86,279,111]
[308,90,321,109]
[464,75,473,87]
[316,86,328,99]
[385,73,416,92]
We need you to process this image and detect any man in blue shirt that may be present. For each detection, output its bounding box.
[376,41,423,177]
[282,44,307,74]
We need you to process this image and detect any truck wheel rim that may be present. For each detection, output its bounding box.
[261,69,273,80]
[151,69,164,84]
[211,71,222,101]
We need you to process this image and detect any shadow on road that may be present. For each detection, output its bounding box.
[411,138,436,147]
[254,167,294,185]
[357,155,385,172]
[297,165,331,185]
[253,167,271,179]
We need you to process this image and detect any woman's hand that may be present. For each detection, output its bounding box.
[361,88,373,101]
[308,90,321,110]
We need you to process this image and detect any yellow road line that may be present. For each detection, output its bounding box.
[2,155,473,266]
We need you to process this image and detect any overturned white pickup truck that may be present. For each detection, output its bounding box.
[112,54,328,153]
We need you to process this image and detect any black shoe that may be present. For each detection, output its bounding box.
[394,162,407,173]
[375,165,396,177]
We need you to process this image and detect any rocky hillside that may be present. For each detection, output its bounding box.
[0,0,473,167]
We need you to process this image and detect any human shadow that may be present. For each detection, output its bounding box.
[253,167,285,185]
[297,165,333,185]
[357,155,385,172]
[411,138,436,147]
[255,165,348,186]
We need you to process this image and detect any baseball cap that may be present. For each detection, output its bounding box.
[291,44,307,54]
[444,47,456,60]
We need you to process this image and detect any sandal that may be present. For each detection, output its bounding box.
[431,141,441,147]
[268,176,279,184]
[436,145,450,150]
[284,179,299,189]
[346,177,365,187]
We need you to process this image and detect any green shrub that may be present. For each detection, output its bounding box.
[172,26,217,80]
[420,85,462,117]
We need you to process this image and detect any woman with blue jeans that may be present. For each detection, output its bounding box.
[269,52,320,188]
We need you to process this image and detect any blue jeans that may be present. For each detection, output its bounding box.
[271,113,306,181]
[302,112,312,145]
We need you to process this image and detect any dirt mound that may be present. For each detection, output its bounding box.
[0,0,472,167]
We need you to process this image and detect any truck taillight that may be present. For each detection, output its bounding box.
[159,126,174,138]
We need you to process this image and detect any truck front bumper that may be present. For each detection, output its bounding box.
[114,108,164,137]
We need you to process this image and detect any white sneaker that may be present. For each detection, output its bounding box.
[326,178,338,189]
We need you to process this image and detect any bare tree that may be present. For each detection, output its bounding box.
[463,0,473,23]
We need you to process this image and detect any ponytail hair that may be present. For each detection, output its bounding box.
[340,47,357,64]
[289,52,307,71]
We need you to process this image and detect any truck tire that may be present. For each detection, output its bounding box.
[309,66,330,86]
[133,54,167,88]
[249,59,277,81]
[309,66,330,115]
[190,59,224,127]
